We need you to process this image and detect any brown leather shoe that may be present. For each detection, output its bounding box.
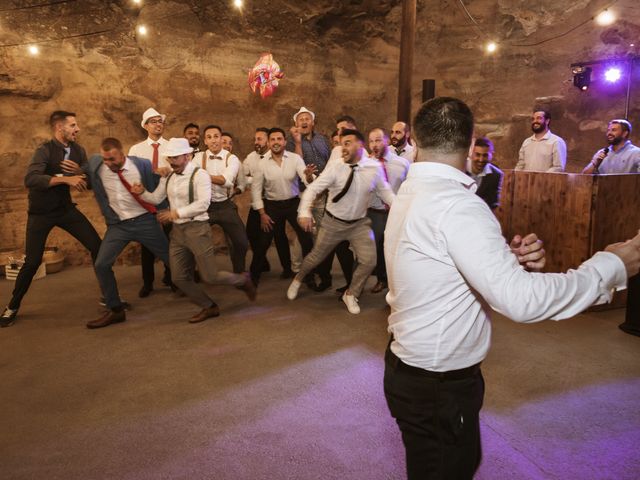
[237,272,257,301]
[189,304,220,324]
[370,281,388,294]
[86,310,126,329]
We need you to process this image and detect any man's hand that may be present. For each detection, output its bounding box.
[130,182,145,195]
[510,233,545,271]
[157,209,179,224]
[260,212,274,232]
[290,126,302,144]
[66,175,87,192]
[304,164,318,183]
[594,151,607,168]
[61,159,82,175]
[605,230,640,278]
[155,166,172,177]
[298,216,314,232]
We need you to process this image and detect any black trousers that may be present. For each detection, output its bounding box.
[368,208,389,283]
[384,344,484,480]
[250,198,313,284]
[208,199,249,273]
[620,274,640,333]
[246,208,289,271]
[140,222,171,287]
[9,207,101,311]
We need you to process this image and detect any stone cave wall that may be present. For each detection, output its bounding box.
[0,0,638,266]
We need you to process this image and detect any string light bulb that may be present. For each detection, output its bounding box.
[137,25,148,35]
[485,41,497,54]
[233,0,243,9]
[595,10,615,26]
[132,0,142,4]
[28,45,39,55]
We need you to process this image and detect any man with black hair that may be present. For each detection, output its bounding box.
[183,123,201,154]
[383,97,640,479]
[515,109,566,172]
[287,129,394,314]
[1,111,102,327]
[193,125,249,274]
[467,136,503,210]
[582,119,640,174]
[250,127,316,285]
[390,121,415,162]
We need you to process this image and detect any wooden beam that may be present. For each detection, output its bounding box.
[397,0,417,122]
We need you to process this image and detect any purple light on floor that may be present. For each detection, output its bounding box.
[604,67,622,83]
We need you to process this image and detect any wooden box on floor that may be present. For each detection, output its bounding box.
[495,170,640,309]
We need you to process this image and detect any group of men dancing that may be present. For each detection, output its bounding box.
[2,98,640,480]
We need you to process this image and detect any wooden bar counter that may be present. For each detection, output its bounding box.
[495,170,640,308]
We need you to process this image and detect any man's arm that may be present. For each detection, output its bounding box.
[298,166,336,218]
[251,164,265,211]
[582,150,604,174]
[374,166,396,206]
[24,146,87,192]
[515,142,526,170]
[137,176,168,205]
[548,138,567,172]
[174,170,211,219]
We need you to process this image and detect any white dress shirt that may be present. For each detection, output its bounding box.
[369,149,410,209]
[385,161,627,372]
[242,151,268,186]
[299,156,395,220]
[516,130,567,172]
[326,145,344,168]
[251,151,308,211]
[128,137,171,169]
[192,149,239,202]
[394,142,415,162]
[99,157,149,221]
[140,162,211,223]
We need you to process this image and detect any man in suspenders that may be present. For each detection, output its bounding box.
[193,125,250,275]
[133,138,256,323]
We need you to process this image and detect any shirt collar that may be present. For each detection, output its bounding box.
[408,161,477,192]
[207,149,224,158]
[612,140,632,153]
[118,157,133,172]
[146,137,166,146]
[530,130,552,142]
[177,162,194,176]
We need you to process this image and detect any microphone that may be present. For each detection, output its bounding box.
[603,147,609,155]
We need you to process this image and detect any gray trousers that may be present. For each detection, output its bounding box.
[170,221,245,308]
[297,214,376,297]
[208,199,249,274]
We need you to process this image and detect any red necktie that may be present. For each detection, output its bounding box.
[116,169,157,214]
[151,143,159,170]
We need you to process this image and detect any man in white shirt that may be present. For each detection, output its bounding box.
[193,125,249,274]
[183,123,201,155]
[383,97,640,479]
[84,137,172,329]
[390,121,416,162]
[367,128,410,294]
[241,127,289,276]
[132,138,256,323]
[515,109,567,172]
[128,107,173,298]
[249,127,316,286]
[287,129,395,314]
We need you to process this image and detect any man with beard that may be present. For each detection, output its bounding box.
[84,137,170,329]
[242,128,289,275]
[1,111,102,327]
[582,119,640,174]
[390,121,416,162]
[515,109,567,172]
[582,119,640,338]
[132,138,256,323]
[466,137,503,210]
[384,97,640,479]
[183,123,201,156]
[221,132,235,154]
[250,128,316,286]
[287,129,395,314]
[128,107,173,298]
[193,125,249,274]
[367,128,410,294]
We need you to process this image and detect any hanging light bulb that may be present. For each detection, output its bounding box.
[595,10,615,26]
[28,45,39,55]
[485,41,497,54]
[137,25,148,35]
[233,0,243,9]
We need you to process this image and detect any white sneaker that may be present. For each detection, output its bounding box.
[287,279,302,300]
[342,293,360,314]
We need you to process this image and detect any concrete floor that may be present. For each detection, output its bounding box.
[0,255,639,480]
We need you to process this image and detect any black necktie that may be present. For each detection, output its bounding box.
[332,164,357,203]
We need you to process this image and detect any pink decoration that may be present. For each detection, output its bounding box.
[248,53,284,99]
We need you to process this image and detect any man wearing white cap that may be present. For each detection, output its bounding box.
[128,107,173,298]
[132,138,256,323]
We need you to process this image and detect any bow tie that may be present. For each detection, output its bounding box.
[209,155,222,160]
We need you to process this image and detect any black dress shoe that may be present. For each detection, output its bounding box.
[335,284,349,294]
[313,279,333,292]
[86,309,126,329]
[0,307,18,328]
[619,322,640,337]
[138,285,153,298]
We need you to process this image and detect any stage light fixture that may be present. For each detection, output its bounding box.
[573,66,592,91]
[28,45,39,55]
[604,67,622,83]
[595,10,615,26]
